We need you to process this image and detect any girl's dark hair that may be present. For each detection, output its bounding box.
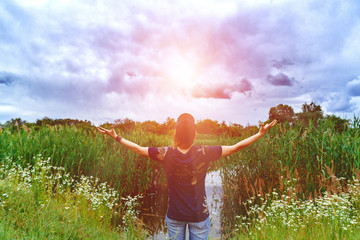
[173,113,196,149]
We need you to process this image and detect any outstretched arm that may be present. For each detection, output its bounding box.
[221,120,277,157]
[97,125,149,156]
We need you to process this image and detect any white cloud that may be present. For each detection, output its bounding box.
[1,0,360,124]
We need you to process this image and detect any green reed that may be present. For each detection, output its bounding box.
[0,125,171,195]
[220,116,360,236]
[0,155,149,239]
[232,178,360,240]
[2,117,360,238]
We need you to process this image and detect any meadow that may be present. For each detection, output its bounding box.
[0,116,360,239]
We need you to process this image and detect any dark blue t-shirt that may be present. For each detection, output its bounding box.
[148,145,222,222]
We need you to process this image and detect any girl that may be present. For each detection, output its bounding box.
[98,113,277,240]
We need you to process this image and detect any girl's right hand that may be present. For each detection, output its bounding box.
[97,125,118,139]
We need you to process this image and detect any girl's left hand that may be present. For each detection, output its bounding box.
[259,120,277,135]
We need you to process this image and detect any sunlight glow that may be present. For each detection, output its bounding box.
[164,54,198,88]
[13,0,50,6]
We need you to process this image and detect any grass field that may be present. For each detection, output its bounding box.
[1,117,360,239]
[0,155,148,239]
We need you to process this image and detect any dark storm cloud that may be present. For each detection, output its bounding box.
[327,94,355,113]
[0,72,18,85]
[272,59,294,69]
[347,77,360,96]
[266,73,295,86]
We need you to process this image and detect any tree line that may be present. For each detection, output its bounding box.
[0,102,350,136]
[269,101,348,132]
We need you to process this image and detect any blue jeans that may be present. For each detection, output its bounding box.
[165,215,211,240]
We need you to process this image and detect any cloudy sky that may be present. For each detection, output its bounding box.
[1,0,360,125]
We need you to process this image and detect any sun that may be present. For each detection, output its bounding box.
[164,53,198,88]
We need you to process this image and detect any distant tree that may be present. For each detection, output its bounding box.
[325,114,348,133]
[34,117,93,131]
[196,119,220,135]
[269,104,295,123]
[227,122,244,137]
[302,101,322,113]
[141,120,161,134]
[36,117,54,126]
[0,118,29,132]
[219,121,229,136]
[114,118,136,133]
[163,117,176,134]
[296,102,323,126]
[2,118,27,131]
[244,124,259,136]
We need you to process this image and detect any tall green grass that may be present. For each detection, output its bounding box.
[220,117,360,236]
[0,155,148,239]
[231,175,360,240]
[2,117,360,238]
[0,125,222,195]
[0,125,171,195]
